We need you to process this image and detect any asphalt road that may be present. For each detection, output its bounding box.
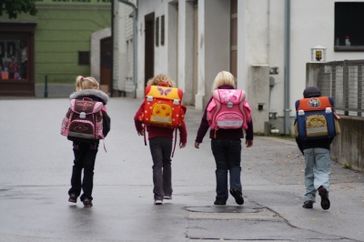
[0,97,363,241]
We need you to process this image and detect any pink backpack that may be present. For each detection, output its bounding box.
[61,98,105,140]
[207,89,252,130]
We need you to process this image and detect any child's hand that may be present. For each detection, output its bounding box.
[194,142,200,149]
[246,139,253,148]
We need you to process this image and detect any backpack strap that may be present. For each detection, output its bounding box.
[171,128,178,158]
[143,127,147,146]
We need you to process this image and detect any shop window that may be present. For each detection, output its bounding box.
[78,51,90,65]
[0,39,28,81]
[335,2,364,51]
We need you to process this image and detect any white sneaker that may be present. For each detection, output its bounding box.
[164,195,172,200]
[154,199,163,205]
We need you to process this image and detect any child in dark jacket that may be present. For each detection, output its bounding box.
[194,71,253,206]
[65,75,111,208]
[134,74,187,205]
[295,86,336,210]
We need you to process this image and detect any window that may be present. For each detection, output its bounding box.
[0,39,28,80]
[78,51,90,65]
[161,15,165,46]
[155,17,159,47]
[335,2,364,51]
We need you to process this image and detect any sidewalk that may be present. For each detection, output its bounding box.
[0,97,363,241]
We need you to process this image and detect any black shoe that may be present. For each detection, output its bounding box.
[302,200,313,209]
[68,194,77,203]
[318,186,330,210]
[214,198,226,205]
[83,198,93,208]
[230,189,244,205]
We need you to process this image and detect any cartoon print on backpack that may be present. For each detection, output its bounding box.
[137,84,185,129]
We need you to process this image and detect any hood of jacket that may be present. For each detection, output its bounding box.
[69,89,109,104]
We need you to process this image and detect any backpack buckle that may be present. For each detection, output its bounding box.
[173,99,180,105]
[227,101,233,108]
[79,112,86,119]
[147,96,153,102]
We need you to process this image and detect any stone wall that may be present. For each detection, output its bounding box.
[331,116,364,172]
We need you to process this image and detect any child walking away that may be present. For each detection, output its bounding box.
[61,76,110,208]
[194,71,253,206]
[295,86,340,210]
[134,74,187,205]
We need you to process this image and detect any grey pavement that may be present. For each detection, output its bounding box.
[0,97,364,241]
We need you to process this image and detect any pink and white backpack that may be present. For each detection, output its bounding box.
[207,89,252,130]
[61,98,105,140]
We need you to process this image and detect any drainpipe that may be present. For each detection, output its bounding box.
[283,0,291,135]
[118,0,138,98]
[111,0,114,96]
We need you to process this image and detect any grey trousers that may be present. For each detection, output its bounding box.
[149,137,173,200]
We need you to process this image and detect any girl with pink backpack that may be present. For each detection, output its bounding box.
[61,76,111,208]
[194,71,253,206]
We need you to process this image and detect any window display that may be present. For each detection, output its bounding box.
[0,40,28,81]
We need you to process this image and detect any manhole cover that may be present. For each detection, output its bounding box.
[185,206,281,221]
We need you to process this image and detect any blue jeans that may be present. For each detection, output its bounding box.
[149,137,173,200]
[211,139,242,201]
[303,148,331,202]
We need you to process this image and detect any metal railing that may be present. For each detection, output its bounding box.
[316,60,364,117]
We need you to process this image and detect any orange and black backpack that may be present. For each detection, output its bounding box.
[295,96,340,140]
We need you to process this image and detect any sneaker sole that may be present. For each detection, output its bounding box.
[230,190,244,205]
[318,188,330,210]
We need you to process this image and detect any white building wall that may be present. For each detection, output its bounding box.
[238,0,364,132]
[114,0,134,94]
[136,0,167,97]
[290,0,364,115]
[133,0,364,130]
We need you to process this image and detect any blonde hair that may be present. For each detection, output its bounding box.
[147,74,174,87]
[212,71,236,91]
[75,75,99,91]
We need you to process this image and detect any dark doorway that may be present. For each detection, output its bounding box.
[144,12,155,86]
[100,36,112,94]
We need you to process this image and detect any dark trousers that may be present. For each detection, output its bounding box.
[211,139,242,201]
[68,142,98,201]
[149,137,173,200]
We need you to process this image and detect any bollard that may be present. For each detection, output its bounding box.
[44,75,48,98]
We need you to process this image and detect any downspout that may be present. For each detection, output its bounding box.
[118,0,138,98]
[283,0,291,134]
[111,0,114,96]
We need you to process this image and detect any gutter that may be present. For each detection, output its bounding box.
[283,0,291,134]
